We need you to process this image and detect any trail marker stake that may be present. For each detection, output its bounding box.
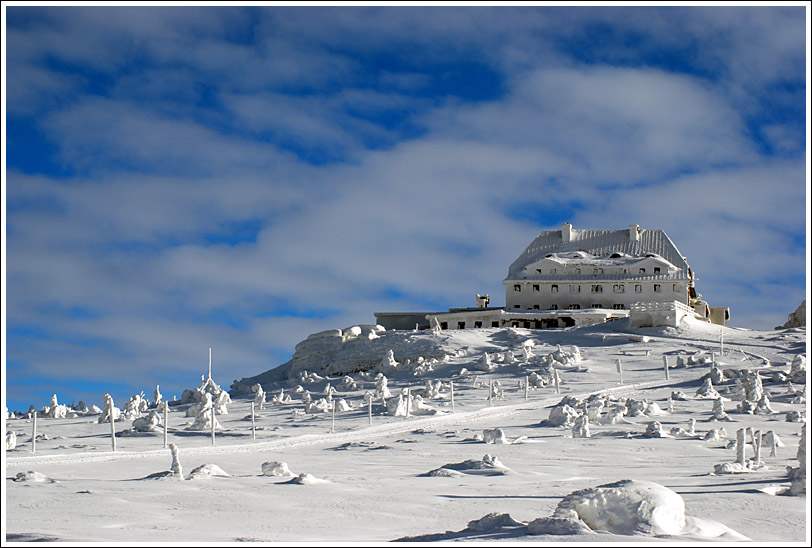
[210,407,215,446]
[331,401,336,433]
[405,388,411,418]
[489,380,493,406]
[32,412,37,454]
[251,402,256,440]
[450,382,455,412]
[524,376,529,401]
[663,356,670,380]
[163,403,168,448]
[615,359,623,384]
[736,428,746,465]
[111,411,117,452]
[368,397,372,425]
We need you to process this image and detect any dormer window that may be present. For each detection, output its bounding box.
[654,267,661,274]
[639,268,646,274]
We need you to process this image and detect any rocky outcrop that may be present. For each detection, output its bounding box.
[776,300,806,329]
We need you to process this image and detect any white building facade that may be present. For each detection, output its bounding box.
[504,223,696,313]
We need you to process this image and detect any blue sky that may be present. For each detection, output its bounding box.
[2,5,809,413]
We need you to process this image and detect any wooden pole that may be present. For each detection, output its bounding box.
[210,406,215,446]
[251,402,256,440]
[668,394,674,414]
[32,412,37,454]
[754,430,762,466]
[489,380,493,406]
[720,330,724,357]
[368,397,372,425]
[111,410,116,452]
[331,401,336,433]
[524,376,529,401]
[616,359,623,384]
[663,356,669,380]
[405,388,411,418]
[163,403,168,449]
[450,381,455,412]
[736,428,745,465]
[554,369,561,394]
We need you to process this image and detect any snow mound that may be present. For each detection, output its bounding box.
[187,464,230,480]
[423,454,511,476]
[261,461,294,477]
[12,471,56,484]
[552,479,748,540]
[284,473,330,485]
[467,512,524,532]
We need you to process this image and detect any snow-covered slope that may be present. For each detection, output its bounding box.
[5,319,808,543]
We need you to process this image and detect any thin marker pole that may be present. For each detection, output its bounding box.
[663,356,670,380]
[450,381,455,412]
[554,369,561,394]
[210,406,215,446]
[489,380,493,406]
[472,375,478,388]
[615,359,623,384]
[736,428,745,465]
[111,411,116,452]
[32,412,37,454]
[720,331,724,357]
[405,388,411,418]
[251,402,256,440]
[524,376,529,401]
[331,401,336,433]
[163,403,168,449]
[368,397,372,425]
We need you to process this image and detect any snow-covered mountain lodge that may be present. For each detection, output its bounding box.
[376,223,729,330]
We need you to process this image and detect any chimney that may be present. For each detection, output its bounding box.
[629,224,640,242]
[562,222,573,243]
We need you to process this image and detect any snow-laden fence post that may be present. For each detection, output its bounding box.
[488,380,493,406]
[368,397,372,425]
[754,430,762,467]
[450,381,455,412]
[768,430,777,457]
[405,388,411,418]
[210,406,215,447]
[668,394,674,414]
[663,356,670,380]
[736,428,746,465]
[32,412,37,454]
[111,409,117,452]
[163,403,168,449]
[554,369,561,395]
[615,359,623,384]
[720,330,725,357]
[525,376,529,401]
[331,400,336,433]
[251,402,256,440]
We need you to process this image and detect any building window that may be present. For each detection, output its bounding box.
[575,268,581,274]
[550,268,556,274]
[613,304,625,310]
[654,284,661,292]
[673,284,679,292]
[491,321,499,328]
[549,304,558,310]
[536,268,542,273]
[622,268,627,274]
[634,284,642,293]
[440,322,448,330]
[551,284,559,293]
[654,267,661,274]
[474,321,483,328]
[639,268,646,274]
[591,284,603,293]
[567,304,581,310]
[591,304,602,309]
[569,284,580,293]
[613,284,624,293]
[513,304,520,309]
[532,284,540,292]
[513,284,521,292]
[458,321,466,329]
[533,304,540,310]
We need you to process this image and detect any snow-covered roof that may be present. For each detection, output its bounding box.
[506,225,690,280]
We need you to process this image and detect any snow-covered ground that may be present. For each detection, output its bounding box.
[4,318,809,543]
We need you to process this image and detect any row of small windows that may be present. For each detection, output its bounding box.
[515,283,681,293]
[512,304,626,310]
